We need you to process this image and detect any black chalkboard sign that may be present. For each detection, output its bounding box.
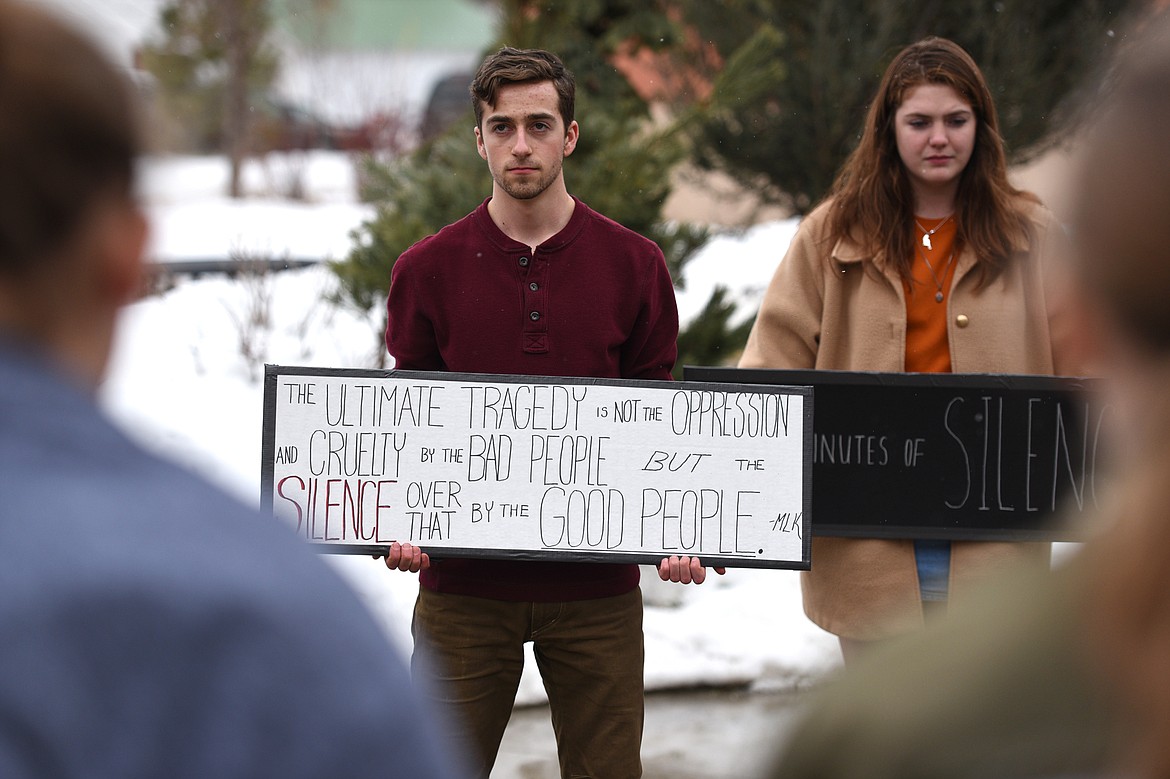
[685,368,1110,541]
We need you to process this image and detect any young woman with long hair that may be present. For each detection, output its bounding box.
[739,37,1070,660]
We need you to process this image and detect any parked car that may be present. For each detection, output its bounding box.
[250,96,334,153]
[249,96,408,155]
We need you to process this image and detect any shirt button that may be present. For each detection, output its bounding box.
[529,311,541,321]
[529,282,539,291]
[518,257,529,267]
[956,314,970,328]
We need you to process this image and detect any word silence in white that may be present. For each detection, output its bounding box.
[260,367,813,569]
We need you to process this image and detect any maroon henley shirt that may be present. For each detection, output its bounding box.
[385,197,679,602]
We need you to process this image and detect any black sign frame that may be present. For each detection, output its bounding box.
[261,365,815,569]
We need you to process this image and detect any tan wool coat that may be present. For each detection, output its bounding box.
[739,199,1067,640]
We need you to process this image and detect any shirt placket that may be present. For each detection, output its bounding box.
[519,252,549,354]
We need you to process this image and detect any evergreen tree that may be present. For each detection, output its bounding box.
[678,0,1135,212]
[674,286,755,378]
[335,1,708,322]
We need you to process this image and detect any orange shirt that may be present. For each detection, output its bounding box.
[903,215,958,373]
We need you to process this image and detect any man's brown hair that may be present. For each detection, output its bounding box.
[469,47,575,129]
[0,0,141,276]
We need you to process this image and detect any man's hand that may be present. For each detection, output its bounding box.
[657,555,726,585]
[384,541,430,573]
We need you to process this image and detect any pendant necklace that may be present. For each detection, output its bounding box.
[916,244,955,303]
[915,214,953,251]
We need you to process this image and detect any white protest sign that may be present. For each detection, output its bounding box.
[261,366,812,569]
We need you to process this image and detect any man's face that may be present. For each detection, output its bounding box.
[475,80,578,201]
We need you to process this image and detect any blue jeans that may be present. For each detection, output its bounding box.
[411,586,645,779]
[914,539,951,602]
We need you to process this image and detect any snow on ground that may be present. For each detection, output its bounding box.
[101,152,839,706]
[674,220,798,330]
[140,151,374,262]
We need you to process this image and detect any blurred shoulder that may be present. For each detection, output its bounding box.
[1014,193,1064,233]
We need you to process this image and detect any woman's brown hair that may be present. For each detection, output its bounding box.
[825,37,1035,281]
[1074,13,1170,777]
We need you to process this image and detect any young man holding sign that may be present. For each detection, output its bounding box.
[384,47,720,777]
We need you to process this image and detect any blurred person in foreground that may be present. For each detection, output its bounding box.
[738,36,1070,662]
[0,3,461,777]
[382,46,720,778]
[768,9,1170,778]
